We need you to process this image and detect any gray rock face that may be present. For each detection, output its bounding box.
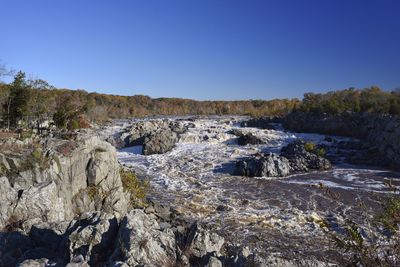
[68,213,119,265]
[110,209,177,266]
[1,206,257,267]
[0,136,128,231]
[236,140,331,177]
[0,132,270,266]
[143,130,179,155]
[120,119,188,155]
[1,212,118,266]
[186,222,225,259]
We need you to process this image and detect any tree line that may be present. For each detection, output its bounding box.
[298,87,400,116]
[0,69,299,130]
[1,66,397,131]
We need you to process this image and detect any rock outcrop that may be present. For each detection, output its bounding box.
[118,119,188,155]
[0,133,262,267]
[0,203,257,266]
[283,112,400,168]
[236,153,291,177]
[235,140,331,177]
[281,140,332,172]
[0,135,128,231]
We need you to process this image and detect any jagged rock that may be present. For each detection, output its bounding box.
[119,119,188,155]
[110,209,177,266]
[186,222,225,258]
[142,130,179,155]
[236,153,291,177]
[18,258,52,267]
[228,128,264,145]
[236,140,331,177]
[237,132,264,145]
[281,140,331,172]
[68,213,119,265]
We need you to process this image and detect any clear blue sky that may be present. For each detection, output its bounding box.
[1,0,399,100]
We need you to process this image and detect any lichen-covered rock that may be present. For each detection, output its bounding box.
[206,256,223,267]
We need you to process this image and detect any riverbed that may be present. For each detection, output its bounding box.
[113,116,400,261]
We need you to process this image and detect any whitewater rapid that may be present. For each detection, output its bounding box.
[112,116,400,256]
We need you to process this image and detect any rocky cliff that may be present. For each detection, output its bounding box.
[283,112,400,167]
[0,134,266,266]
[0,135,128,231]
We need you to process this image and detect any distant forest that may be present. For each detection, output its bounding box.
[0,70,298,129]
[297,86,400,116]
[0,68,399,130]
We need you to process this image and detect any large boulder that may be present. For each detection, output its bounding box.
[237,133,264,146]
[236,153,291,177]
[142,129,179,155]
[281,140,332,172]
[119,120,188,155]
[236,140,331,178]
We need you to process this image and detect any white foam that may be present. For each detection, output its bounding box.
[104,116,400,239]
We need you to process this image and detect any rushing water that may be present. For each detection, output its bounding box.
[113,117,400,260]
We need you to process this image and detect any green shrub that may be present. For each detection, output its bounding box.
[304,142,316,152]
[120,169,149,206]
[304,142,326,157]
[87,185,99,201]
[19,129,34,141]
[376,196,400,233]
[69,119,79,130]
[53,110,67,129]
[315,147,326,157]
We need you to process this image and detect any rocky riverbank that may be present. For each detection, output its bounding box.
[115,116,400,265]
[2,116,399,266]
[0,131,277,267]
[283,112,400,168]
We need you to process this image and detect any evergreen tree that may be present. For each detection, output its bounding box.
[3,71,30,129]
